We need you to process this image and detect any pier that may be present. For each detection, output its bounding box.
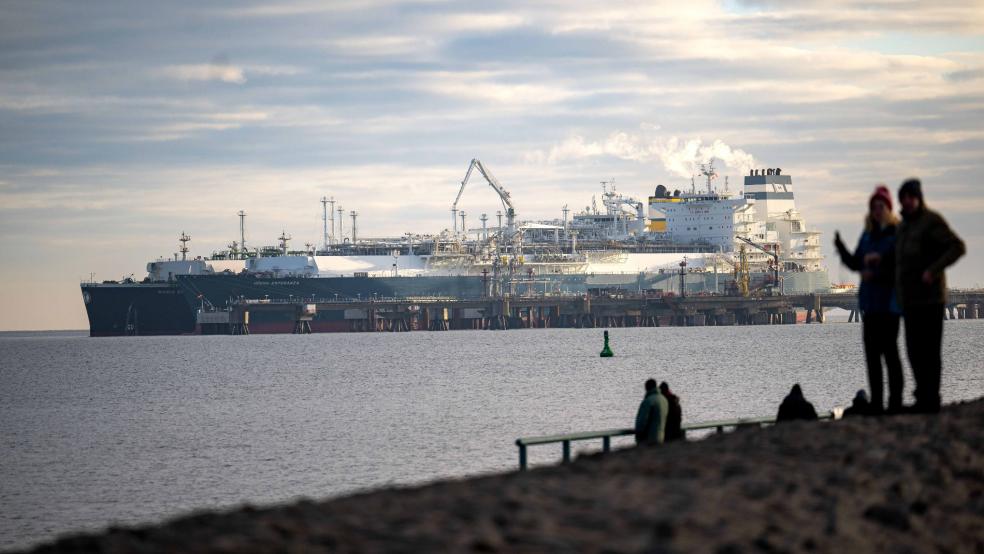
[196,289,984,334]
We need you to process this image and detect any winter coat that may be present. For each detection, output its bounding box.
[842,397,871,417]
[776,388,818,422]
[662,392,684,441]
[835,223,899,314]
[634,390,668,445]
[896,206,965,310]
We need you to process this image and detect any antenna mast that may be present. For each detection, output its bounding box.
[700,161,717,194]
[178,232,191,261]
[328,197,336,246]
[237,210,247,258]
[320,197,329,250]
[278,230,291,255]
[337,206,344,243]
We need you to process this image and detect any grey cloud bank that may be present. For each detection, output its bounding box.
[1,0,983,329]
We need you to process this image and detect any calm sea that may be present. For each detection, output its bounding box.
[2,322,983,550]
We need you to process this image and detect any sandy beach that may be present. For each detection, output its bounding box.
[21,398,983,553]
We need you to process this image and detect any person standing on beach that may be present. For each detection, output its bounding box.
[896,178,965,413]
[834,185,904,414]
[776,384,818,422]
[634,379,668,445]
[659,382,684,441]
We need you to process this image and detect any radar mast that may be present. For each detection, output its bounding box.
[178,232,191,261]
[700,161,718,194]
[278,230,291,255]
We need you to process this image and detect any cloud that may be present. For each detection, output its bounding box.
[525,131,759,179]
[154,61,303,85]
[422,80,576,105]
[3,0,984,329]
[158,63,248,84]
[325,35,439,57]
[429,12,528,33]
[218,0,439,18]
[946,68,984,82]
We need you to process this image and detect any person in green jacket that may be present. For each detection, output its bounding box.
[896,178,966,413]
[634,379,668,445]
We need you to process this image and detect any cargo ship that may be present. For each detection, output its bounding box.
[81,161,829,336]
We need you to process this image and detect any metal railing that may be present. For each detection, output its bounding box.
[515,412,834,470]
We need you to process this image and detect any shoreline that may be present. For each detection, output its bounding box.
[18,398,983,553]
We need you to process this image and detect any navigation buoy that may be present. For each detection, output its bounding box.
[600,330,614,357]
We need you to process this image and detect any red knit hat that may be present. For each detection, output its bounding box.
[870,185,892,211]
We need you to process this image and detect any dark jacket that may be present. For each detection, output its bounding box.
[836,223,898,314]
[842,397,871,417]
[896,206,965,310]
[662,391,684,442]
[776,385,818,422]
[634,390,668,445]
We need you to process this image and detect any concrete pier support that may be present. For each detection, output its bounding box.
[207,288,984,335]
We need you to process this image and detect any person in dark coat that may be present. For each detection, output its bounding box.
[634,379,668,445]
[776,384,818,422]
[895,178,965,413]
[659,382,684,441]
[843,389,871,417]
[834,185,904,413]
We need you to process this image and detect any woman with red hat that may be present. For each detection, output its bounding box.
[834,185,903,414]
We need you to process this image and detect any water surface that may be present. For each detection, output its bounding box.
[2,322,982,550]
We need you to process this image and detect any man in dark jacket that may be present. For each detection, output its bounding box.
[659,382,684,441]
[896,179,965,413]
[776,384,818,422]
[634,379,668,445]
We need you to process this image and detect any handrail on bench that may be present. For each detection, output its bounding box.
[514,412,834,470]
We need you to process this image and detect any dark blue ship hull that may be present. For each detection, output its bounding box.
[82,282,195,336]
[81,275,490,336]
[80,270,822,336]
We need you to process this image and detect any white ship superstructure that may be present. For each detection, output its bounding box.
[140,160,828,294]
[742,170,824,273]
[647,166,748,253]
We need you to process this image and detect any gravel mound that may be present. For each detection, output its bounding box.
[21,399,984,553]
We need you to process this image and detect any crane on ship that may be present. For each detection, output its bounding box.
[453,159,517,236]
[736,235,782,295]
[453,159,522,297]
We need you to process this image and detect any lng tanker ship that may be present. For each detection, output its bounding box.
[81,161,829,336]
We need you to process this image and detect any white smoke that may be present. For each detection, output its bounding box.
[525,131,759,179]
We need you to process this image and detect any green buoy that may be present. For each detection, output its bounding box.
[600,330,614,357]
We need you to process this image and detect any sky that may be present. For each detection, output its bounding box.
[2,0,983,330]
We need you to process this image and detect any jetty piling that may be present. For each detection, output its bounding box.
[195,290,984,335]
